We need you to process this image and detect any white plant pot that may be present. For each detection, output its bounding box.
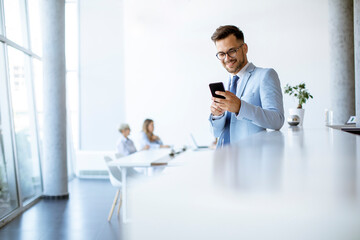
[289,108,305,126]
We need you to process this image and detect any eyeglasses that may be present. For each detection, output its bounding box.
[216,43,244,60]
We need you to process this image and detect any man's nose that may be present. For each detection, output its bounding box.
[224,54,231,61]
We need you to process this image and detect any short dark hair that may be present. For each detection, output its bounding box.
[211,25,244,42]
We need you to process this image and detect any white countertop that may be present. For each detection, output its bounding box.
[108,148,173,167]
[125,127,360,240]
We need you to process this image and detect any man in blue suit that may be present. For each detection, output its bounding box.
[209,25,284,148]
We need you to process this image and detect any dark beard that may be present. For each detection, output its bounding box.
[225,59,245,74]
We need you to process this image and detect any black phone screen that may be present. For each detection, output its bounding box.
[209,82,226,99]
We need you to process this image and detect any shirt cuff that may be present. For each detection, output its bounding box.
[212,113,225,120]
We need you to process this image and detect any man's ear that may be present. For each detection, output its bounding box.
[243,43,248,54]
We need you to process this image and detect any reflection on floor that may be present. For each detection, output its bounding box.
[0,178,124,240]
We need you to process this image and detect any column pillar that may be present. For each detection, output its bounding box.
[41,0,68,197]
[354,0,360,127]
[329,0,355,124]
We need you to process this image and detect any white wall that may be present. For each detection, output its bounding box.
[79,0,126,150]
[79,0,331,150]
[123,0,330,147]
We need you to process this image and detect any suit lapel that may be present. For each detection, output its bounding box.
[237,63,255,97]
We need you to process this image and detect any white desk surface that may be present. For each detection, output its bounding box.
[108,148,173,167]
[125,127,360,240]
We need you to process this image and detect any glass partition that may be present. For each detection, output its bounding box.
[27,0,41,55]
[7,46,41,203]
[0,43,19,220]
[0,0,4,36]
[3,0,27,47]
[65,2,78,70]
[32,57,43,170]
[0,122,19,218]
[0,0,46,225]
[0,0,76,225]
[65,1,78,178]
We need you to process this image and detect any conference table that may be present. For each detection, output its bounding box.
[108,148,188,222]
[123,127,360,240]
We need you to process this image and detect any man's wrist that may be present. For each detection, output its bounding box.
[235,100,242,116]
[212,113,225,120]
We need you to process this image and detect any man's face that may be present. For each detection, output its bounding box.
[215,34,248,74]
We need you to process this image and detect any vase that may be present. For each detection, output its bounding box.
[289,108,305,126]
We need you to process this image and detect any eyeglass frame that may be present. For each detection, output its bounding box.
[215,43,244,60]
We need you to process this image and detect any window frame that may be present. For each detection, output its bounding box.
[0,0,43,226]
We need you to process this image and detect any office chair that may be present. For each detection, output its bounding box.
[114,152,123,159]
[104,156,123,221]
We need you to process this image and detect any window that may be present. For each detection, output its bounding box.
[3,0,28,47]
[0,0,79,225]
[0,43,19,221]
[7,46,42,203]
[27,0,42,55]
[0,2,3,35]
[65,1,79,151]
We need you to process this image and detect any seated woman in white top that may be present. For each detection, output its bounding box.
[139,119,170,150]
[116,123,145,176]
[116,123,137,156]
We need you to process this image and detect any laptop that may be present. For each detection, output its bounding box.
[190,134,209,150]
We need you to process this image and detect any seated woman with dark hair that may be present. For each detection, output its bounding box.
[139,119,170,150]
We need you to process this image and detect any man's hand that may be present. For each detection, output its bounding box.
[212,91,241,114]
[210,100,226,116]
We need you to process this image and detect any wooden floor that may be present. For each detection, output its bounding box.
[0,178,125,240]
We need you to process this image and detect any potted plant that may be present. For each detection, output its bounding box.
[284,83,313,126]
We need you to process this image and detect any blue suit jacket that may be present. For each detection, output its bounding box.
[209,63,284,147]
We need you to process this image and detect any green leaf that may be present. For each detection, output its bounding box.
[283,82,313,106]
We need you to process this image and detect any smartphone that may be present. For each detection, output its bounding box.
[209,82,226,99]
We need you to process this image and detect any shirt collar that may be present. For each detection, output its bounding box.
[231,62,250,79]
[119,134,128,142]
